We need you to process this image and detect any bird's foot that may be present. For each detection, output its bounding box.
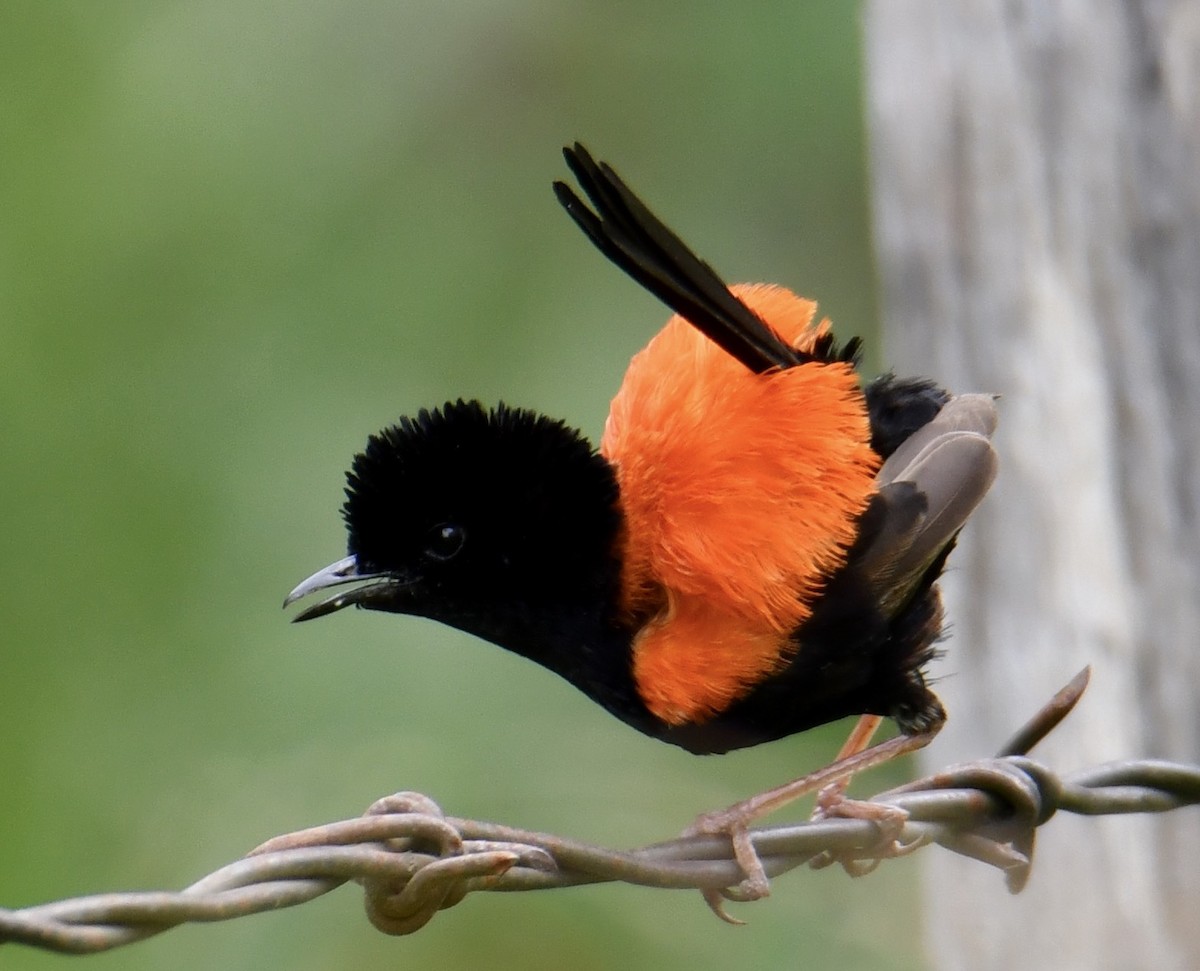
[684,808,772,924]
[808,788,926,875]
[683,729,938,920]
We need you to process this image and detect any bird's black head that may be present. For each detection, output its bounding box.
[286,400,625,661]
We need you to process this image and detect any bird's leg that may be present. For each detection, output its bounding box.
[687,728,937,919]
[813,714,884,817]
[807,715,947,876]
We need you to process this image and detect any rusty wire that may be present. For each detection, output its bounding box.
[3,669,1199,954]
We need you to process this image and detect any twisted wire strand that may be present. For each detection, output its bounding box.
[3,670,1199,953]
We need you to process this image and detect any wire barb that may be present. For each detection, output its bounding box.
[2,670,1197,953]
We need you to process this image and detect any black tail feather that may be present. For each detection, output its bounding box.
[556,143,857,373]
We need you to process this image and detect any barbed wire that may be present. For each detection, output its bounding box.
[3,670,1199,954]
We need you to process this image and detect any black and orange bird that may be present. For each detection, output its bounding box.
[286,144,997,908]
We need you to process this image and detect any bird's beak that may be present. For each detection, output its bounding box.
[283,555,409,622]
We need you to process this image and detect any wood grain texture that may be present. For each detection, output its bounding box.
[864,2,1200,968]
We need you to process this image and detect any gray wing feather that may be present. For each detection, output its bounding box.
[859,394,999,615]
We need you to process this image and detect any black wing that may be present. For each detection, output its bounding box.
[554,143,859,374]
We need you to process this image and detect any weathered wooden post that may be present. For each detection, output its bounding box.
[865,3,1200,968]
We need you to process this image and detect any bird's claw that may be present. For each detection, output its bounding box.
[686,810,772,923]
[808,792,918,873]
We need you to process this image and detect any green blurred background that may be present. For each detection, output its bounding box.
[1,2,925,969]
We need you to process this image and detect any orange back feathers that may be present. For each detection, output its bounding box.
[600,284,879,724]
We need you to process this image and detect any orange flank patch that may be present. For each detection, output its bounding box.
[601,284,879,725]
[632,592,796,725]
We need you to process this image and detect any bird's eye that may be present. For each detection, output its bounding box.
[424,523,466,561]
